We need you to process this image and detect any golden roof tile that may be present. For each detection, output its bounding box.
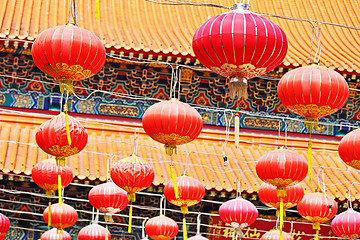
[2,0,360,72]
[0,111,356,202]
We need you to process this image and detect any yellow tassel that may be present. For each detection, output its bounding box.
[315,229,319,240]
[48,201,51,227]
[308,140,312,184]
[313,222,320,230]
[46,190,54,198]
[165,144,177,156]
[55,156,66,167]
[58,174,63,205]
[59,79,74,94]
[183,216,188,240]
[128,204,133,233]
[95,0,100,21]
[235,108,240,148]
[170,164,179,199]
[180,206,189,215]
[105,225,109,240]
[64,105,72,146]
[127,193,136,202]
[279,199,284,237]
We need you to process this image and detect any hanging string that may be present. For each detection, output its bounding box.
[313,24,322,63]
[141,218,149,239]
[177,67,182,100]
[222,110,233,167]
[234,108,240,148]
[196,213,202,235]
[67,0,78,25]
[160,195,166,215]
[106,154,114,181]
[348,180,354,209]
[284,119,288,148]
[183,151,191,176]
[132,128,139,155]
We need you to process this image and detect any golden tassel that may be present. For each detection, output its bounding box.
[58,174,63,205]
[46,190,54,198]
[128,204,133,233]
[279,199,284,240]
[63,104,72,147]
[180,206,189,215]
[315,229,319,240]
[165,144,177,156]
[183,216,188,240]
[170,163,179,199]
[308,140,312,184]
[105,225,109,240]
[59,79,74,94]
[127,193,136,202]
[235,108,240,148]
[55,156,66,167]
[48,201,51,227]
[95,0,100,21]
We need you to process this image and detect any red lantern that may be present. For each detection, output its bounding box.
[277,65,349,121]
[256,149,308,188]
[142,99,203,156]
[31,25,106,93]
[0,213,9,240]
[297,192,338,239]
[164,175,205,239]
[338,129,360,170]
[192,3,288,99]
[31,158,73,197]
[219,197,258,239]
[43,203,78,230]
[110,154,154,232]
[164,175,205,214]
[78,223,111,240]
[258,182,304,211]
[261,230,293,240]
[331,208,360,240]
[88,182,129,222]
[36,113,88,165]
[145,215,179,240]
[188,235,208,240]
[40,229,71,240]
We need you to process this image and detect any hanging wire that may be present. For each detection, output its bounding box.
[222,110,233,167]
[313,24,322,63]
[196,213,202,235]
[67,0,78,25]
[183,151,192,175]
[141,217,149,239]
[132,128,139,155]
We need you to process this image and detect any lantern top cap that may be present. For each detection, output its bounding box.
[232,3,250,11]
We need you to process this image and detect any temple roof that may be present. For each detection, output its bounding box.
[2,0,360,73]
[0,110,357,202]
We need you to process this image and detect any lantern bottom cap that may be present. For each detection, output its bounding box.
[229,77,248,99]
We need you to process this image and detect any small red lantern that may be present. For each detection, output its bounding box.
[331,208,360,240]
[261,230,293,240]
[188,235,208,240]
[0,213,10,240]
[142,99,203,156]
[43,203,78,230]
[31,158,73,197]
[36,113,88,165]
[40,229,71,240]
[78,223,111,240]
[256,149,308,189]
[110,154,155,232]
[258,182,304,211]
[145,215,179,240]
[192,3,288,99]
[164,175,205,214]
[164,175,205,239]
[277,65,349,121]
[88,182,129,222]
[32,25,106,93]
[338,129,360,170]
[219,197,258,239]
[298,192,338,239]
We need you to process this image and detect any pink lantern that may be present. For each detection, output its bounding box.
[188,235,209,240]
[78,223,111,240]
[331,209,360,240]
[261,230,293,240]
[40,229,71,240]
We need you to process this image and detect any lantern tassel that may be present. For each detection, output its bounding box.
[315,229,319,240]
[95,0,100,21]
[128,204,133,233]
[63,104,72,147]
[235,108,240,148]
[183,216,188,240]
[170,162,179,199]
[308,140,312,184]
[58,174,62,205]
[55,156,66,167]
[229,76,248,99]
[180,206,189,215]
[279,199,284,240]
[46,190,54,198]
[127,193,136,202]
[105,225,109,240]
[59,79,74,94]
[48,201,51,227]
[165,144,177,156]
[104,213,114,223]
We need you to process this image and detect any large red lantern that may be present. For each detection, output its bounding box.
[258,182,304,212]
[0,213,9,240]
[110,154,155,232]
[31,158,73,197]
[297,192,338,240]
[261,230,293,240]
[192,3,288,99]
[142,99,203,156]
[164,175,205,239]
[145,215,179,240]
[31,25,106,93]
[43,203,78,230]
[277,65,349,122]
[331,208,360,240]
[88,182,129,222]
[36,113,88,166]
[78,223,111,240]
[219,197,258,239]
[40,229,71,240]
[338,129,360,170]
